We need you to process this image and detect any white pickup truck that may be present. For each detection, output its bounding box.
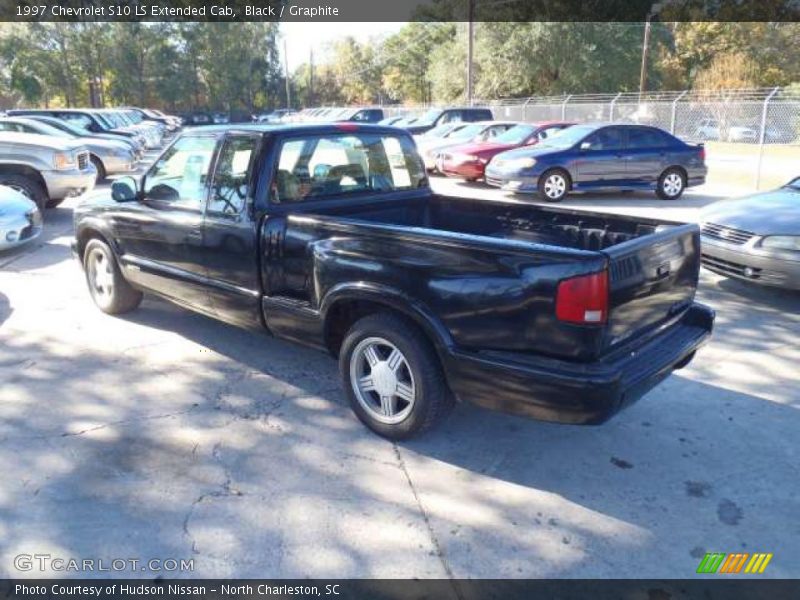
[0,131,97,212]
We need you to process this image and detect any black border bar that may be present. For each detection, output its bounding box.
[2,579,800,600]
[3,0,800,22]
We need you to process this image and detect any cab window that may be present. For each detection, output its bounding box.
[273,133,425,203]
[144,136,217,208]
[208,136,259,215]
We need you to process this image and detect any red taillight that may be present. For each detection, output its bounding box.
[556,270,609,325]
[335,122,359,132]
[698,146,706,161]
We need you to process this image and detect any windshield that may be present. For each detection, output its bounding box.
[24,121,72,139]
[537,124,598,149]
[93,113,114,128]
[494,125,537,145]
[415,109,443,126]
[41,118,88,137]
[447,123,484,140]
[421,123,458,138]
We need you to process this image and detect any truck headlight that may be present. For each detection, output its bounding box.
[53,152,76,169]
[760,236,800,252]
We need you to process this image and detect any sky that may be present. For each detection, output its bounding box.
[279,22,405,72]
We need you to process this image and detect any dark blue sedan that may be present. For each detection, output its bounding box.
[484,123,707,202]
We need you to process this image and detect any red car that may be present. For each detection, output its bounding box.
[439,121,574,181]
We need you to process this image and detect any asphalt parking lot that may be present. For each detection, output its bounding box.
[0,174,798,580]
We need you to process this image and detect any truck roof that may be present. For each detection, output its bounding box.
[183,122,407,136]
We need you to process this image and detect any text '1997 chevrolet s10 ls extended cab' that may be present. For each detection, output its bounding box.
[72,123,714,439]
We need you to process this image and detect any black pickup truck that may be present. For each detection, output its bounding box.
[73,123,714,439]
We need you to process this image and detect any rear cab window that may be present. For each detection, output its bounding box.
[272,131,426,204]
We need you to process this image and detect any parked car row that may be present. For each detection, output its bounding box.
[414,118,707,201]
[0,106,179,228]
[691,118,797,143]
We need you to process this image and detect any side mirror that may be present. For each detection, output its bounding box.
[111,176,138,202]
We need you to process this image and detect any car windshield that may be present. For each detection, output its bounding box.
[494,125,537,145]
[447,124,484,140]
[537,124,598,149]
[42,118,88,137]
[786,177,800,190]
[93,113,114,128]
[415,109,444,126]
[23,121,73,139]
[422,123,457,138]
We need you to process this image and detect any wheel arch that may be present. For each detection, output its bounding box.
[75,223,117,262]
[663,164,688,182]
[0,164,48,195]
[540,165,573,190]
[320,283,455,362]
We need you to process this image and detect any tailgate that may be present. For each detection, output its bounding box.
[603,223,701,348]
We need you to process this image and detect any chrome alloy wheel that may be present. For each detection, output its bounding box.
[349,336,416,424]
[663,172,683,196]
[543,173,567,199]
[88,249,114,300]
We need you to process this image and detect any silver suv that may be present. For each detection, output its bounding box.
[0,131,96,211]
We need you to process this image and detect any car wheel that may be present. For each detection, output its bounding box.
[538,169,570,202]
[339,312,453,440]
[0,174,47,213]
[83,238,143,315]
[90,156,106,183]
[657,168,686,200]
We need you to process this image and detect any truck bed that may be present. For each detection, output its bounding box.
[317,194,667,251]
[266,193,701,361]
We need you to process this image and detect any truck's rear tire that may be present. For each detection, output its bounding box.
[83,238,142,315]
[0,173,47,213]
[339,312,453,440]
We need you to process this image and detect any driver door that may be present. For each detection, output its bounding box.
[113,134,218,311]
[202,133,263,327]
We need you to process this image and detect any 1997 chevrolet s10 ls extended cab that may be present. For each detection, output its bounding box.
[72,123,714,439]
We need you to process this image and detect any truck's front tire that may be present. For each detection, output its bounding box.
[339,312,453,440]
[83,238,142,315]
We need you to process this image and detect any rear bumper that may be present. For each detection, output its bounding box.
[442,303,714,425]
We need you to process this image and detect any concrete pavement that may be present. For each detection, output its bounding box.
[0,180,798,580]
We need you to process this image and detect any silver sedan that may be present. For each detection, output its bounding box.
[0,185,42,251]
[700,177,800,290]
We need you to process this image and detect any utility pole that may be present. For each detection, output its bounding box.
[309,49,314,107]
[466,0,474,106]
[283,39,291,109]
[639,17,652,94]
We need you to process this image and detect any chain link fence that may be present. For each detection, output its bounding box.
[384,87,800,189]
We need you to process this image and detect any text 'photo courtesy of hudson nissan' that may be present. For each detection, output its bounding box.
[0,0,798,596]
